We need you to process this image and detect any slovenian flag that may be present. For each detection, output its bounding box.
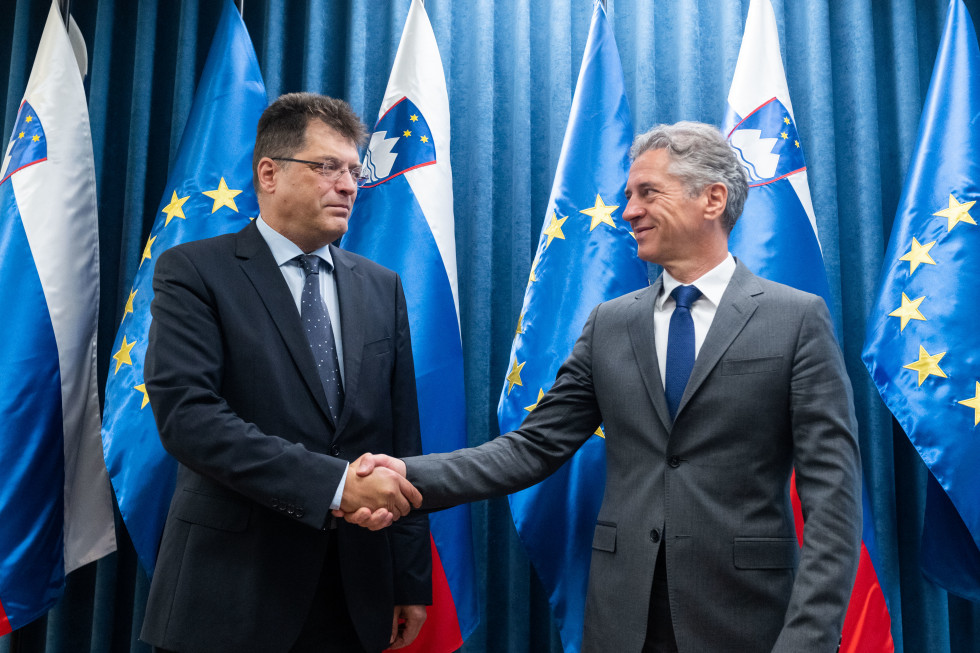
[341,1,479,650]
[0,0,115,635]
[723,1,894,650]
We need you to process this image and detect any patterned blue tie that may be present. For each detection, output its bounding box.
[664,284,701,421]
[296,254,344,423]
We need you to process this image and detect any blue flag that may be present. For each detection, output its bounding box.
[499,4,648,651]
[862,0,980,600]
[341,1,478,649]
[100,0,267,575]
[0,2,116,633]
[725,2,895,647]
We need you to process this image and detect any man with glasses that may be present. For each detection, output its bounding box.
[140,93,431,653]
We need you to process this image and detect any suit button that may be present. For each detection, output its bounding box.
[668,456,681,468]
[296,508,305,518]
[650,529,661,543]
[330,445,341,456]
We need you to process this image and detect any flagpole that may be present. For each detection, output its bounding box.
[234,0,243,16]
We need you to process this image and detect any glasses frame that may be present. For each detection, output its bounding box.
[272,157,368,187]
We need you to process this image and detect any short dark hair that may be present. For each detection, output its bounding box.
[252,92,367,186]
[631,122,749,232]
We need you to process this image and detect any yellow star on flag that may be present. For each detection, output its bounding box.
[515,312,525,335]
[594,425,605,438]
[888,293,926,331]
[32,134,39,142]
[420,135,429,143]
[134,383,150,409]
[542,210,568,248]
[140,235,156,268]
[957,382,980,426]
[784,117,790,124]
[898,237,937,274]
[122,288,138,323]
[202,177,242,214]
[18,131,24,139]
[403,130,412,137]
[410,114,419,122]
[524,388,545,412]
[25,116,32,122]
[506,358,526,394]
[529,256,540,283]
[112,336,137,374]
[162,190,191,226]
[903,345,947,386]
[780,132,788,139]
[933,194,977,231]
[580,194,619,232]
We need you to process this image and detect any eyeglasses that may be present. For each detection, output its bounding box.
[273,157,369,187]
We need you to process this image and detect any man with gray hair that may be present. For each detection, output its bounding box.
[345,121,862,652]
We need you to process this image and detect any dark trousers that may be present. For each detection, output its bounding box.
[642,544,679,653]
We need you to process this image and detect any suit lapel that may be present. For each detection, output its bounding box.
[627,279,672,432]
[330,245,363,435]
[675,261,762,418]
[235,223,335,426]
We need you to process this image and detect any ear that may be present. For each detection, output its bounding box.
[255,157,279,196]
[702,182,729,223]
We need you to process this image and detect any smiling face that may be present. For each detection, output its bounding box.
[623,148,730,283]
[256,119,360,252]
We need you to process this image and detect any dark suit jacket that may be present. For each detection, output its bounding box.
[407,261,861,653]
[140,221,431,653]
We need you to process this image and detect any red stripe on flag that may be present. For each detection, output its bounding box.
[389,535,463,653]
[0,598,10,636]
[790,473,894,652]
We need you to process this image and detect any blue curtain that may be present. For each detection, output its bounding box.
[2,0,979,651]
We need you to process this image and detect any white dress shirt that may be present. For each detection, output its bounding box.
[256,216,347,510]
[654,254,737,384]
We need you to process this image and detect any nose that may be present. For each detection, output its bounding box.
[335,169,357,194]
[623,196,642,223]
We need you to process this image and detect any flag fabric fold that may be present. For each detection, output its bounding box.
[0,1,115,635]
[100,0,267,576]
[341,0,478,649]
[724,1,894,650]
[862,0,980,601]
[498,4,648,651]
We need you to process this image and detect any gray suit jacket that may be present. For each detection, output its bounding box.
[407,261,861,652]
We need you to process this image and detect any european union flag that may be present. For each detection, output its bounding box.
[499,3,648,651]
[862,0,980,600]
[100,0,267,575]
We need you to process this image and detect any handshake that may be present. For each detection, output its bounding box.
[333,453,420,530]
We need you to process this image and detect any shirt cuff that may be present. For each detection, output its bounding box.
[329,462,349,511]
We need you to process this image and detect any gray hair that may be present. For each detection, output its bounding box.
[630,121,749,231]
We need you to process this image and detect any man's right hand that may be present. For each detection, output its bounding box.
[333,453,413,529]
[336,453,419,530]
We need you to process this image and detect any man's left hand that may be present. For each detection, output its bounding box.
[389,604,426,649]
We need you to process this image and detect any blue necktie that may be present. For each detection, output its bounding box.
[664,284,701,421]
[296,254,344,423]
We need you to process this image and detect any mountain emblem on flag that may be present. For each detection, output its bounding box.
[1,101,47,184]
[361,96,436,187]
[726,97,805,186]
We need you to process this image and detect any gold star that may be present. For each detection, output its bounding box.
[32,134,39,142]
[134,383,150,409]
[903,345,947,386]
[25,116,32,122]
[957,382,980,426]
[524,388,545,412]
[202,177,242,214]
[580,194,619,231]
[794,140,800,148]
[888,293,926,331]
[140,235,156,268]
[18,131,24,138]
[783,117,790,124]
[410,114,419,122]
[528,256,540,283]
[515,313,525,335]
[780,131,788,139]
[402,130,412,137]
[898,237,937,274]
[506,358,526,394]
[594,425,605,438]
[542,210,568,248]
[121,288,138,323]
[112,336,137,374]
[162,190,191,226]
[934,194,976,231]
[420,135,429,143]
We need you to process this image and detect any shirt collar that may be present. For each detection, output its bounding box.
[256,216,335,271]
[656,253,736,310]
